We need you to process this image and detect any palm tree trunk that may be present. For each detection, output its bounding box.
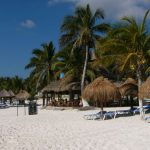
[47,70,50,85]
[101,102,103,114]
[81,45,89,107]
[43,93,45,106]
[130,96,133,109]
[137,64,143,119]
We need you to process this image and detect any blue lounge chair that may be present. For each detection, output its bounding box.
[83,111,106,120]
[114,108,134,118]
[0,103,9,109]
[103,111,115,120]
[144,116,150,123]
[133,105,150,115]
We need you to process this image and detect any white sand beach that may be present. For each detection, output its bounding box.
[0,106,150,150]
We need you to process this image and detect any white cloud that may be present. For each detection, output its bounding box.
[48,0,150,21]
[21,19,36,28]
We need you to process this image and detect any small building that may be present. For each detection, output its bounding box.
[42,81,81,107]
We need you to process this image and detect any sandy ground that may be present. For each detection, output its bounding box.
[0,106,150,150]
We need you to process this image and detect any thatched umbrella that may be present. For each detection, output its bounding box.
[15,90,30,100]
[60,82,80,92]
[82,77,121,111]
[124,78,137,85]
[15,90,30,116]
[0,89,10,103]
[8,90,15,104]
[139,77,150,100]
[119,78,138,108]
[8,90,15,97]
[0,89,10,98]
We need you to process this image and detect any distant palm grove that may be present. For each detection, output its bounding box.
[1,4,150,98]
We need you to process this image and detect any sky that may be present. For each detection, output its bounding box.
[0,0,150,78]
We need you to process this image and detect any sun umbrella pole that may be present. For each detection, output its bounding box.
[24,100,26,116]
[100,101,103,117]
[17,100,19,116]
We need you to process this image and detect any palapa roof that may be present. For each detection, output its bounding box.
[119,78,138,97]
[0,89,10,98]
[139,77,150,99]
[42,81,60,92]
[61,82,80,92]
[82,77,121,102]
[15,90,30,100]
[42,81,80,93]
[8,90,15,97]
[123,78,137,85]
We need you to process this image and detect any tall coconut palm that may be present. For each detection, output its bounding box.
[25,41,55,90]
[54,44,96,85]
[60,4,109,105]
[54,45,83,84]
[99,10,150,118]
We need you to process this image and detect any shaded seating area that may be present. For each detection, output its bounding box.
[82,77,121,112]
[15,90,30,105]
[139,76,150,119]
[0,89,15,105]
[82,77,121,120]
[42,81,81,107]
[118,78,138,108]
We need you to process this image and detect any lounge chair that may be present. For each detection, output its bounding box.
[144,116,150,123]
[133,105,150,115]
[114,108,134,118]
[103,111,116,120]
[83,111,106,120]
[0,103,9,109]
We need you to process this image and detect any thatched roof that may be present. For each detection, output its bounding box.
[15,90,30,100]
[42,81,80,93]
[8,90,15,97]
[42,81,60,92]
[119,78,138,97]
[0,89,10,98]
[61,82,80,92]
[123,78,137,85]
[82,77,121,103]
[139,77,150,99]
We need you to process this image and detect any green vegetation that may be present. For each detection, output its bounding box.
[1,4,150,104]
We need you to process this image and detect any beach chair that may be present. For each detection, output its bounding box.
[114,109,134,118]
[133,105,150,115]
[144,116,150,123]
[103,111,116,120]
[0,103,9,109]
[83,111,106,120]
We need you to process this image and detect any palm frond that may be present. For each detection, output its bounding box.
[120,53,138,71]
[140,9,150,33]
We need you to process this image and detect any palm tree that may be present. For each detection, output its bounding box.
[54,44,96,85]
[0,76,24,93]
[11,76,24,93]
[25,41,55,90]
[54,45,83,83]
[60,4,109,105]
[99,10,150,118]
